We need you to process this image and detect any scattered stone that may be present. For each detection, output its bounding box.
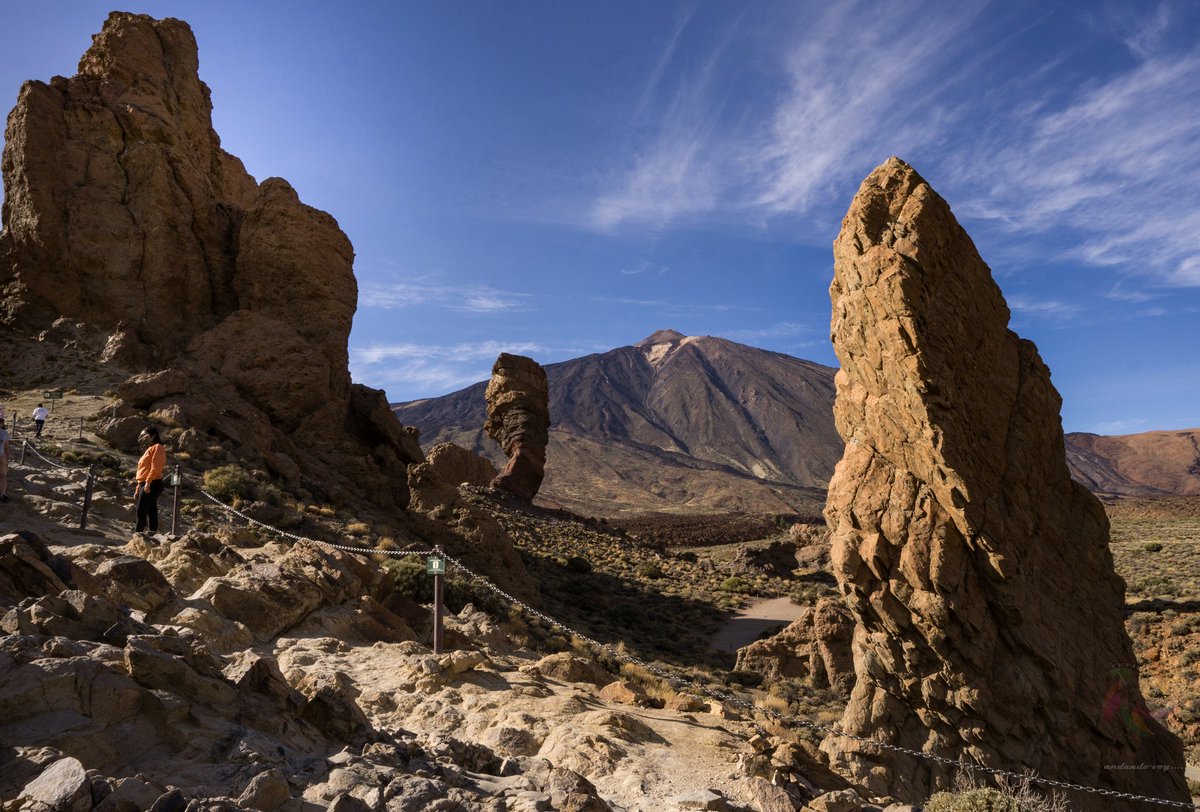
[238,768,291,811]
[743,777,798,812]
[807,789,864,812]
[599,679,650,706]
[523,652,611,686]
[665,693,706,713]
[673,788,730,810]
[438,649,487,675]
[13,756,91,812]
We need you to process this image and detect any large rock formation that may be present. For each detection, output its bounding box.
[0,12,421,506]
[821,158,1188,806]
[484,353,550,501]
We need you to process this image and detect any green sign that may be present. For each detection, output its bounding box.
[43,390,64,400]
[426,556,445,576]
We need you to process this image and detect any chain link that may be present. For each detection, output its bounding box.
[443,553,1200,810]
[198,489,433,557]
[20,440,90,477]
[188,487,1200,810]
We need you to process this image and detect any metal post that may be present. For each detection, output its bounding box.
[433,545,445,655]
[12,417,17,438]
[170,466,182,539]
[20,440,27,465]
[79,417,84,440]
[80,466,96,530]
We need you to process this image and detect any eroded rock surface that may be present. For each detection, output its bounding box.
[821,157,1188,806]
[484,353,550,501]
[0,12,420,507]
[734,598,853,694]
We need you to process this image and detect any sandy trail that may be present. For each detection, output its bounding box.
[709,595,806,653]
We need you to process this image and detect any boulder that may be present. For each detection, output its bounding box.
[426,441,498,487]
[734,597,853,694]
[522,652,610,686]
[12,756,92,812]
[820,157,1188,806]
[484,353,550,501]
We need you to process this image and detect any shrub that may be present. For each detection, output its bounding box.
[566,555,593,574]
[1143,542,1164,553]
[925,788,1018,812]
[720,576,754,594]
[925,773,1066,812]
[637,562,665,579]
[203,465,255,502]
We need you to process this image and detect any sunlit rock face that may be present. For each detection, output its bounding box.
[1,12,421,506]
[485,353,550,502]
[821,157,1188,807]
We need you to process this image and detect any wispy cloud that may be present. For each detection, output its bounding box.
[725,321,816,342]
[620,260,669,276]
[360,278,531,313]
[750,1,984,214]
[590,2,1200,288]
[1088,418,1148,435]
[352,340,546,366]
[350,338,601,400]
[1007,295,1084,321]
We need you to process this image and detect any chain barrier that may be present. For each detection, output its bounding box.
[20,440,90,478]
[442,554,1200,811]
[120,485,1200,810]
[197,489,434,558]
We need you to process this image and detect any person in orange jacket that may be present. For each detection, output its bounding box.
[134,426,167,535]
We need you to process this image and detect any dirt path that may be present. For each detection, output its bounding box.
[709,595,807,653]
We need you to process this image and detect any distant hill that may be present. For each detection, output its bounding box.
[393,330,839,516]
[1064,428,1200,496]
[394,330,1200,514]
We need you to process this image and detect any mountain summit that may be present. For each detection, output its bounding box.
[393,332,840,515]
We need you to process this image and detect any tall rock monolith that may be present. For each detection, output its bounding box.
[821,157,1187,807]
[484,353,550,501]
[0,12,421,506]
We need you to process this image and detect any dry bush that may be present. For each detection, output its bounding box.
[925,770,1067,812]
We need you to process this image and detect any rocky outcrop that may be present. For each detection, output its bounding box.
[484,353,550,501]
[821,157,1188,806]
[0,12,421,507]
[734,598,853,694]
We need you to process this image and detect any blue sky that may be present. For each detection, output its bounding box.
[2,1,1198,434]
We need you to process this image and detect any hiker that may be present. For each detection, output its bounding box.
[133,426,166,535]
[32,403,49,438]
[0,418,10,503]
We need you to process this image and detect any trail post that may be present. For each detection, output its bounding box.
[80,465,96,530]
[169,466,182,538]
[428,546,445,654]
[20,440,27,465]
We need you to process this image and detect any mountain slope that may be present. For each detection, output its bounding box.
[393,330,839,516]
[394,331,1200,514]
[1065,428,1200,496]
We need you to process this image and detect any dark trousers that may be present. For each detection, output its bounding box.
[136,479,165,532]
[35,420,44,437]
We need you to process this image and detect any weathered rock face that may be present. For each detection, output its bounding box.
[822,157,1187,806]
[484,353,550,501]
[734,598,853,694]
[0,12,421,507]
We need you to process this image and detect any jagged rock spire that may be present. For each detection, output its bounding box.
[821,157,1188,807]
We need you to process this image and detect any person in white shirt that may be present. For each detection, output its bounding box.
[32,404,49,438]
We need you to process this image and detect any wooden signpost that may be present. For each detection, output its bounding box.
[428,547,445,654]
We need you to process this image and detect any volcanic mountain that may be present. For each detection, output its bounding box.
[1065,427,1200,496]
[393,330,840,516]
